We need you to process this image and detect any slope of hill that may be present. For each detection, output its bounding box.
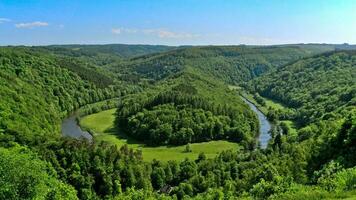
[246,50,356,180]
[113,45,333,84]
[0,47,133,146]
[248,50,356,125]
[0,45,355,199]
[42,44,176,58]
[116,69,259,148]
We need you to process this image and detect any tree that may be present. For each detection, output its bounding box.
[267,109,278,122]
[272,133,282,150]
[279,122,289,135]
[151,167,166,189]
[179,159,197,180]
[184,143,192,153]
[196,152,206,163]
[0,146,78,200]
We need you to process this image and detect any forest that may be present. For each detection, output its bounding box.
[0,44,355,200]
[116,73,258,148]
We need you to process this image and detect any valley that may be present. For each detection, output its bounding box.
[79,108,240,162]
[73,91,272,161]
[0,44,355,199]
[240,96,272,149]
[2,1,356,199]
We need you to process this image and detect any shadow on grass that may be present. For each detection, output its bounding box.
[102,113,238,150]
[103,126,146,147]
[103,126,198,149]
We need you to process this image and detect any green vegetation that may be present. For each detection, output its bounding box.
[0,44,355,199]
[248,51,356,125]
[80,108,240,161]
[0,47,130,146]
[43,44,175,58]
[0,146,77,199]
[114,66,260,148]
[241,91,298,136]
[116,45,329,84]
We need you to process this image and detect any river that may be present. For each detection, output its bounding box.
[61,98,271,148]
[241,97,272,149]
[61,115,92,140]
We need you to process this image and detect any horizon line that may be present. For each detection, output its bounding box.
[0,42,354,47]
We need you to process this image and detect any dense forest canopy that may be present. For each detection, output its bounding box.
[247,51,356,125]
[0,47,140,146]
[36,44,176,60]
[111,45,335,84]
[116,71,259,148]
[244,50,356,182]
[0,44,355,199]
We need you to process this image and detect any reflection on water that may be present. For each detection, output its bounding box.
[61,116,92,140]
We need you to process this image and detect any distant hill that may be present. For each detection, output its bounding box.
[115,45,333,84]
[42,44,176,58]
[0,44,355,199]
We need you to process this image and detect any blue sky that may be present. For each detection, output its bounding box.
[0,0,355,46]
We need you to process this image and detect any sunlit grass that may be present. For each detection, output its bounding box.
[80,109,240,162]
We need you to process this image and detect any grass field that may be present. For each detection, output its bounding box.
[79,109,240,162]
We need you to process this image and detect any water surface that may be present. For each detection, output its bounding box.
[61,115,92,140]
[241,97,272,149]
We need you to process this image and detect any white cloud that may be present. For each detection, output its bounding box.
[0,18,11,23]
[123,28,138,34]
[237,35,291,45]
[154,30,199,39]
[112,27,199,39]
[142,29,198,39]
[15,21,49,29]
[112,28,138,35]
[112,28,121,34]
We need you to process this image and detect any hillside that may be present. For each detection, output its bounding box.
[42,44,176,58]
[113,45,333,84]
[246,50,356,181]
[0,47,136,146]
[0,45,355,199]
[248,50,356,125]
[116,70,259,148]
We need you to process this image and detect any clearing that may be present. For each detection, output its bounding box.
[80,109,240,162]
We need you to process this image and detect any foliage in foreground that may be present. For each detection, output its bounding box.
[0,146,77,200]
[0,45,355,199]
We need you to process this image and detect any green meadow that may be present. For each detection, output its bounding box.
[80,109,240,162]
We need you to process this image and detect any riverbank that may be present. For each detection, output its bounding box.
[240,96,272,149]
[240,91,298,136]
[61,89,276,159]
[79,109,241,162]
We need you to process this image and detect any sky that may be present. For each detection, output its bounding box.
[0,0,355,46]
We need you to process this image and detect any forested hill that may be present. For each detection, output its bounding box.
[0,44,355,199]
[248,50,356,126]
[113,45,334,84]
[0,47,138,146]
[42,44,176,58]
[246,50,356,178]
[116,69,259,148]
